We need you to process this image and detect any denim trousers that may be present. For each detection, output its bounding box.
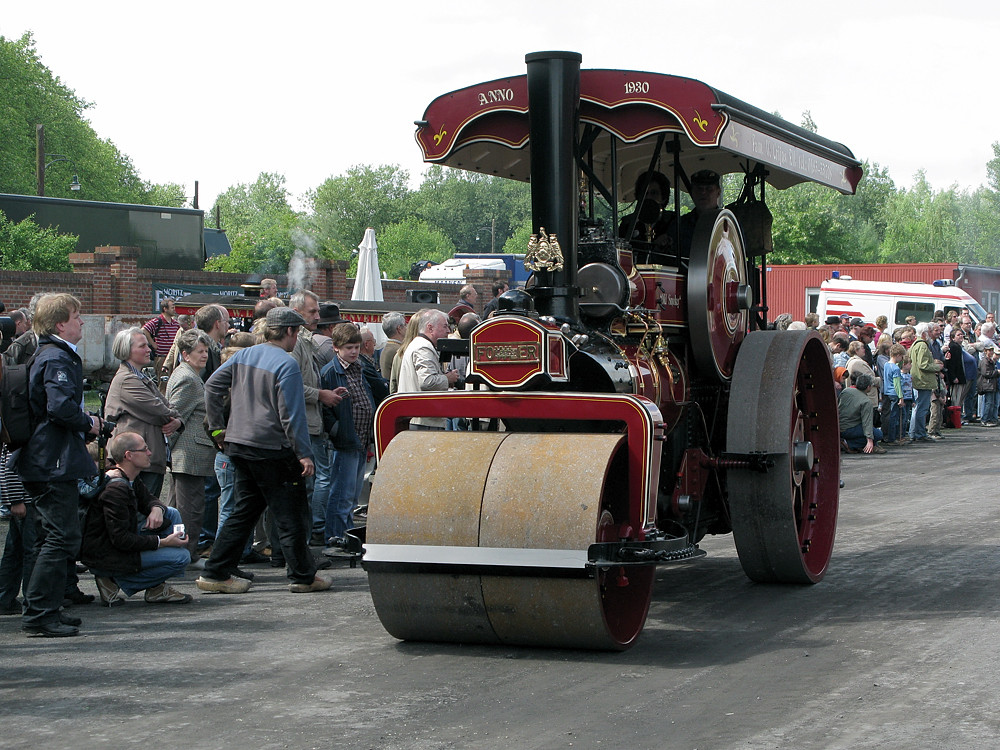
[204,455,316,584]
[880,394,900,442]
[982,390,999,423]
[909,389,932,439]
[324,447,367,541]
[90,506,189,596]
[841,423,883,451]
[964,378,978,418]
[0,503,37,609]
[215,452,252,557]
[309,435,333,536]
[21,480,81,627]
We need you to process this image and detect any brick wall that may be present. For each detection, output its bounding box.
[0,246,511,316]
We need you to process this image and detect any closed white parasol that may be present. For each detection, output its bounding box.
[352,227,386,347]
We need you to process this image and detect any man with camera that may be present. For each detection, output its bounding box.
[13,294,102,637]
[80,431,191,606]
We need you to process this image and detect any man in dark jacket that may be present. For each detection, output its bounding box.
[81,431,191,606]
[14,293,102,637]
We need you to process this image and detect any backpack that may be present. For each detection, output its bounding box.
[0,349,40,450]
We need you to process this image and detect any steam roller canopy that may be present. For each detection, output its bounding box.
[366,431,655,650]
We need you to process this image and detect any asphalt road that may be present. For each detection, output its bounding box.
[1,424,998,750]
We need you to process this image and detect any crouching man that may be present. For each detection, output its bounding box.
[839,372,885,454]
[81,432,192,606]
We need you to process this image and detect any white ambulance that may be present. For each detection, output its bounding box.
[817,277,988,331]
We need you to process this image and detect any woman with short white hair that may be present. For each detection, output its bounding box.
[105,327,182,497]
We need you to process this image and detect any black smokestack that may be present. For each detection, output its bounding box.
[525,50,581,322]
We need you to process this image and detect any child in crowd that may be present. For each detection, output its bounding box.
[900,356,914,438]
[881,344,906,444]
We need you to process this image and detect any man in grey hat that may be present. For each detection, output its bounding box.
[289,291,347,548]
[197,306,331,594]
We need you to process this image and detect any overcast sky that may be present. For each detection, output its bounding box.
[6,1,998,211]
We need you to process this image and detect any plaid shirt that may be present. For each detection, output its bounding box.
[341,357,374,447]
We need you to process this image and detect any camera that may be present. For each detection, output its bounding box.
[173,524,186,538]
[98,415,117,441]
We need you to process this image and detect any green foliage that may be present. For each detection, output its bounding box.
[144,182,189,208]
[0,32,190,207]
[0,209,76,271]
[309,164,413,257]
[205,173,301,273]
[411,166,531,254]
[375,218,455,279]
[880,170,962,263]
[501,219,533,256]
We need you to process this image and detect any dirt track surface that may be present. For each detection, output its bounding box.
[2,425,998,749]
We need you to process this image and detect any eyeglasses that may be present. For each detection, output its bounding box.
[125,446,152,455]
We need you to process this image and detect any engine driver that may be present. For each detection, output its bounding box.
[618,171,674,262]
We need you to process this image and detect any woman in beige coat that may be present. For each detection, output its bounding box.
[165,329,218,564]
[105,327,182,498]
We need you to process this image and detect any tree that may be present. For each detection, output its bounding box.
[309,164,413,257]
[412,166,531,255]
[501,218,533,256]
[0,210,76,271]
[881,170,962,263]
[0,32,152,204]
[144,182,189,208]
[374,218,454,279]
[204,172,300,273]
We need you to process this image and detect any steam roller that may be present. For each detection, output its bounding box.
[367,431,653,649]
[357,50,860,650]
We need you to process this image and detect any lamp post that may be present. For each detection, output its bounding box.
[476,217,496,253]
[35,124,81,196]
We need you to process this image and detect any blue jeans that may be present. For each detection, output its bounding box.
[982,390,999,423]
[841,423,883,451]
[215,452,251,557]
[309,435,333,536]
[21,480,81,627]
[881,394,900,442]
[965,377,978,418]
[324,447,367,541]
[0,503,37,610]
[91,507,189,596]
[909,388,932,439]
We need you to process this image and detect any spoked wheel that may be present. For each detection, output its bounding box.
[726,330,840,583]
[365,431,654,650]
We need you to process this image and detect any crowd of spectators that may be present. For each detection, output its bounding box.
[0,284,491,636]
[778,308,996,456]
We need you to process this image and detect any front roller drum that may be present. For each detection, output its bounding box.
[366,431,654,650]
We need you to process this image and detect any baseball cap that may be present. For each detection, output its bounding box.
[265,307,307,329]
[850,317,864,327]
